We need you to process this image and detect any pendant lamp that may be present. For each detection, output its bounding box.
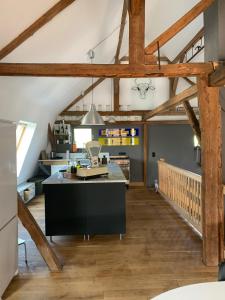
[81,50,105,126]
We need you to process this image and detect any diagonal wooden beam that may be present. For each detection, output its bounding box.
[0,0,75,60]
[145,0,214,55]
[115,0,128,63]
[183,100,201,143]
[18,194,62,272]
[170,27,203,97]
[172,27,204,63]
[62,78,105,112]
[183,77,196,86]
[143,85,198,120]
[114,0,128,112]
[0,63,214,78]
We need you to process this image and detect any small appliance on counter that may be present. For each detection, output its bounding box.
[76,141,108,179]
[99,152,110,164]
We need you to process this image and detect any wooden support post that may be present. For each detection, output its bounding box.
[128,0,145,64]
[143,124,148,186]
[169,78,174,98]
[114,78,120,111]
[197,76,224,266]
[18,194,63,272]
[171,77,179,96]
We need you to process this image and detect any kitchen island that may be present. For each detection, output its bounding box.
[43,163,126,239]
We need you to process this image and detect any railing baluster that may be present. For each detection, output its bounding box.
[157,160,202,235]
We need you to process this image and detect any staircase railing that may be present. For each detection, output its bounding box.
[158,159,202,234]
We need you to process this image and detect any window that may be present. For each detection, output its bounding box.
[74,128,92,148]
[16,121,36,176]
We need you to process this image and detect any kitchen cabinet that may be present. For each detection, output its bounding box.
[43,164,126,237]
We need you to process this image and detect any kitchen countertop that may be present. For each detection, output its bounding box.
[42,163,127,184]
[38,159,70,166]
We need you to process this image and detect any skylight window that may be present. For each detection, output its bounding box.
[74,128,92,148]
[16,121,36,176]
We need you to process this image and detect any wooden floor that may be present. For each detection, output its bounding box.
[4,188,218,300]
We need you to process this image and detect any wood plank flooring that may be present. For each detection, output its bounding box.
[3,188,218,300]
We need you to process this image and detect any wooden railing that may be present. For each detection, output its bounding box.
[158,159,202,234]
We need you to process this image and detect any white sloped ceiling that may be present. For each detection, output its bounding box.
[0,0,204,182]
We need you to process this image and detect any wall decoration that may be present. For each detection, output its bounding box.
[131,78,155,99]
[98,128,139,146]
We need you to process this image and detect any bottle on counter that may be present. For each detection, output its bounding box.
[66,150,70,160]
[67,161,71,173]
[101,155,107,165]
[71,164,77,174]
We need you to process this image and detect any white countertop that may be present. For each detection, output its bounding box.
[42,163,127,184]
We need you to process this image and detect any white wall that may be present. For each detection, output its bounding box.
[0,0,204,183]
[0,77,57,184]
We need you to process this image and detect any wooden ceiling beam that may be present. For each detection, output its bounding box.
[60,110,194,117]
[145,0,214,55]
[143,85,198,120]
[209,62,225,86]
[0,63,213,78]
[65,120,190,125]
[120,55,170,63]
[183,100,201,143]
[128,0,145,64]
[0,0,75,60]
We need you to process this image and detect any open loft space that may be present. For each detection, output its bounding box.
[1,0,225,299]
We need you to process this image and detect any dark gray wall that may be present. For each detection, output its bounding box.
[148,124,201,186]
[56,123,200,185]
[204,0,225,61]
[91,125,144,182]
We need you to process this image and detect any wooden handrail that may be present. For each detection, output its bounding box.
[158,159,202,234]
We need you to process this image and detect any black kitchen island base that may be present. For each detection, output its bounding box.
[44,180,126,237]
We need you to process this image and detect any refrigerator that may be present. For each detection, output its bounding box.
[0,120,17,298]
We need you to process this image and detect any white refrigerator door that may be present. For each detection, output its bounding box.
[0,216,18,297]
[0,120,17,230]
